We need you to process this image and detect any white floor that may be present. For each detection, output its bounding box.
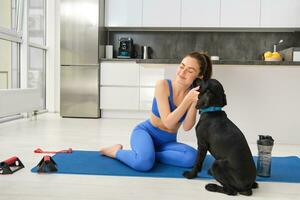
[0,113,299,200]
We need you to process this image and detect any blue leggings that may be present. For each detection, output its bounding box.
[116,120,197,171]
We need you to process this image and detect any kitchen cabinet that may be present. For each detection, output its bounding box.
[105,0,299,29]
[181,0,220,27]
[220,0,260,27]
[139,64,165,110]
[295,1,300,27]
[261,0,296,27]
[100,87,139,110]
[140,87,155,110]
[140,64,165,86]
[100,62,139,86]
[100,62,140,110]
[105,0,142,27]
[142,0,181,27]
[100,62,169,112]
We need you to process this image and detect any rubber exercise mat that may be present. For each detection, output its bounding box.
[31,150,300,183]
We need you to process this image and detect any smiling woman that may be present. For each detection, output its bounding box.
[100,52,213,172]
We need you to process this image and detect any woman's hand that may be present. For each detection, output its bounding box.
[183,86,200,105]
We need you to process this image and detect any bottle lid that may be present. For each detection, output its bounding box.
[257,135,274,146]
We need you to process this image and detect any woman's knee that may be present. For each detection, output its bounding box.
[181,148,197,167]
[132,153,155,171]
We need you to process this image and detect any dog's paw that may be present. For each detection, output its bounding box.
[183,171,197,179]
[205,183,219,192]
[206,184,237,196]
[239,190,252,196]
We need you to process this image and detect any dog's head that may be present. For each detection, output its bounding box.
[192,78,227,110]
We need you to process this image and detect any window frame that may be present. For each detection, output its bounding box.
[27,0,47,110]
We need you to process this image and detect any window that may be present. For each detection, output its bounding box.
[28,47,46,108]
[0,39,19,89]
[28,0,47,109]
[0,0,17,30]
[28,0,46,45]
[0,0,49,118]
[0,0,21,90]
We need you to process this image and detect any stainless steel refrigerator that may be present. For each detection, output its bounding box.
[60,0,105,118]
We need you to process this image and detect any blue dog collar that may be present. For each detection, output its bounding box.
[200,106,222,113]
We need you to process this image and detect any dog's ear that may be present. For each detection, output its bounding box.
[192,78,203,89]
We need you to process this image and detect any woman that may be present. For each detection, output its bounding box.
[100,52,212,171]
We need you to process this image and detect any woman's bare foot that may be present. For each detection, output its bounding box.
[99,144,123,158]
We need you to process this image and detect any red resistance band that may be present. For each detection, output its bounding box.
[34,148,72,154]
[3,156,18,165]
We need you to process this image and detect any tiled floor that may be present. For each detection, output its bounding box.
[0,113,299,200]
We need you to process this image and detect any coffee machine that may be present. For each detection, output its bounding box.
[117,37,134,58]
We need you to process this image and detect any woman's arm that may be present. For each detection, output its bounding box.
[182,102,198,131]
[155,80,191,129]
[155,80,199,130]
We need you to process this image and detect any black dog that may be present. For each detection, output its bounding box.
[183,79,258,196]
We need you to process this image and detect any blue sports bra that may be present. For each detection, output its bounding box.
[151,79,187,123]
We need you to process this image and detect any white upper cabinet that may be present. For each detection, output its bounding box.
[181,0,220,27]
[105,0,299,29]
[296,1,300,27]
[142,0,181,27]
[105,0,142,27]
[261,0,296,27]
[220,0,260,27]
[100,87,139,110]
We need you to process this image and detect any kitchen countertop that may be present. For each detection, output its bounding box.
[100,58,300,65]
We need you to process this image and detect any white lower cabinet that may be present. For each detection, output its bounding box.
[100,62,175,113]
[139,65,165,110]
[100,62,139,86]
[100,87,139,110]
[100,61,140,111]
[140,64,165,86]
[139,87,155,111]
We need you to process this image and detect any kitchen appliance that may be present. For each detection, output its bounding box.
[105,45,113,59]
[60,0,105,118]
[141,46,149,59]
[117,37,134,58]
[280,47,300,62]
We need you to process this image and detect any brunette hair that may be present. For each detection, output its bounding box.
[184,51,212,81]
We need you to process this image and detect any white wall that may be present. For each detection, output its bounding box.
[213,65,300,144]
[46,0,60,112]
[168,64,300,145]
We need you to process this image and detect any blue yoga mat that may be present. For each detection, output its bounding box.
[31,150,300,183]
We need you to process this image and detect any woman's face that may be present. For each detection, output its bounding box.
[175,56,201,85]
